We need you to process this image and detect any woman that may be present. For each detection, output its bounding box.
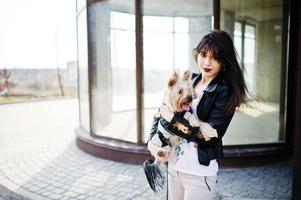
[157,30,248,200]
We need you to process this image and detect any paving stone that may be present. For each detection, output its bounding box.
[63,191,78,198]
[85,197,99,200]
[1,197,9,200]
[76,194,88,200]
[51,187,65,194]
[59,197,70,200]
[27,185,42,193]
[40,190,52,197]
[48,193,64,200]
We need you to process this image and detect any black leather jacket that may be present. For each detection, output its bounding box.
[149,73,234,166]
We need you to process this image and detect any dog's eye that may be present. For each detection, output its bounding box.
[178,89,183,94]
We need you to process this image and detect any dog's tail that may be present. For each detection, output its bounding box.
[142,159,166,192]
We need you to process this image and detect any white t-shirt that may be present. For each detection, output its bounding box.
[169,92,218,177]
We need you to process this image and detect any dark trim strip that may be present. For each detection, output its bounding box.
[285,0,295,149]
[291,0,301,198]
[213,0,220,30]
[76,126,291,166]
[279,0,290,142]
[135,0,144,145]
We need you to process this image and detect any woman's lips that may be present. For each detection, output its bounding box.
[203,67,212,72]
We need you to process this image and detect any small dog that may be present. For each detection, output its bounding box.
[143,70,217,192]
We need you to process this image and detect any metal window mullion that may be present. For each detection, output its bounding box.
[213,0,220,30]
[173,17,176,70]
[241,21,245,72]
[135,0,144,145]
[280,0,289,143]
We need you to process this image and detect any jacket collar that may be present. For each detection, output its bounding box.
[192,73,220,93]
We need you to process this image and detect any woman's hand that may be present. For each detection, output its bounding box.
[159,104,174,122]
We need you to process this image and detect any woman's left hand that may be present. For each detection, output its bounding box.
[159,104,174,122]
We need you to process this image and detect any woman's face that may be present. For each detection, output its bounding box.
[197,51,222,80]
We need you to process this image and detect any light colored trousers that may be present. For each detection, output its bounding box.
[168,166,217,200]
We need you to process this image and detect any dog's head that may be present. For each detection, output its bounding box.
[164,70,194,113]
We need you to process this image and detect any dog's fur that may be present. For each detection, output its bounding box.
[148,70,218,163]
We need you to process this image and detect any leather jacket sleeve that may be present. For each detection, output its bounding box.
[165,115,218,147]
[206,84,234,139]
[165,113,200,141]
[148,114,196,142]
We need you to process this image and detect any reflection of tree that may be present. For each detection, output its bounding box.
[0,69,11,96]
[54,28,64,96]
[56,67,65,96]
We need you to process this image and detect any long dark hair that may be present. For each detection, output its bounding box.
[194,30,249,113]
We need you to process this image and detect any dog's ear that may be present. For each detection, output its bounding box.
[168,71,179,87]
[183,70,191,81]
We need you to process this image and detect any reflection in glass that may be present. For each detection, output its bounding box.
[234,22,242,60]
[88,1,137,143]
[142,0,213,142]
[243,24,255,94]
[221,0,285,145]
[77,8,90,132]
[76,0,86,12]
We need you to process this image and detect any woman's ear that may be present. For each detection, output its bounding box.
[183,70,191,81]
[168,71,179,87]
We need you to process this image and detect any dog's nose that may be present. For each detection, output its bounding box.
[187,95,193,102]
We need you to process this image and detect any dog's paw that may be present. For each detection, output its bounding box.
[148,141,170,161]
[155,150,170,162]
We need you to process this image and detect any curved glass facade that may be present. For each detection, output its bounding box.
[77,0,288,146]
[220,0,286,145]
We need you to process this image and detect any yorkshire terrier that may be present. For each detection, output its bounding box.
[143,70,217,192]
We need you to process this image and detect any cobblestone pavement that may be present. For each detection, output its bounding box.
[0,99,292,200]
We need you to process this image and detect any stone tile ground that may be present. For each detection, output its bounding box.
[0,99,292,200]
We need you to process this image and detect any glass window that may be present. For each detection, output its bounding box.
[234,22,242,60]
[77,7,90,132]
[220,0,285,145]
[76,0,86,12]
[88,0,137,143]
[142,0,213,142]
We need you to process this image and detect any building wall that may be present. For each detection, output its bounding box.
[256,19,282,102]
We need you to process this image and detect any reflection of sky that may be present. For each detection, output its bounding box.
[234,22,242,59]
[110,11,189,71]
[234,22,256,93]
[0,0,76,69]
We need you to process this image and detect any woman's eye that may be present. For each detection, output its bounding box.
[213,53,221,62]
[179,89,183,94]
[200,52,206,57]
